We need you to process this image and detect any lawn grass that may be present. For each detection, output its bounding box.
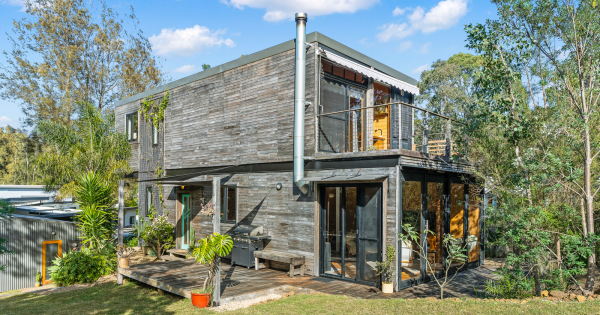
[1,281,600,315]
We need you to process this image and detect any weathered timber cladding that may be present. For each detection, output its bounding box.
[116,45,316,171]
[161,166,397,276]
[138,97,166,218]
[115,102,141,172]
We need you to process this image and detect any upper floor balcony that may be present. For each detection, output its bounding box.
[316,55,459,160]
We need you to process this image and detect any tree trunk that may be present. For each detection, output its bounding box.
[533,265,542,296]
[584,124,596,292]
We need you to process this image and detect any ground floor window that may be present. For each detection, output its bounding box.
[221,186,237,223]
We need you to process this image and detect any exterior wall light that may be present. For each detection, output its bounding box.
[276,183,283,190]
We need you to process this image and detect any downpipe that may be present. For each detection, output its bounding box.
[293,12,309,194]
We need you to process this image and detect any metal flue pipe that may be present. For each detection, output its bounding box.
[293,12,309,194]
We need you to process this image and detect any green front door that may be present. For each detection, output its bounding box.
[181,194,191,249]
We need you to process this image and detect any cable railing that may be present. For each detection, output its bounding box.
[317,101,457,157]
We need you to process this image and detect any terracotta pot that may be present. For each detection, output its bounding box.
[191,293,211,308]
[119,257,130,269]
[382,282,394,294]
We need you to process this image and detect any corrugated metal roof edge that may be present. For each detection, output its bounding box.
[114,32,418,108]
[9,214,77,224]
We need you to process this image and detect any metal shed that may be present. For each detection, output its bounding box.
[0,214,80,292]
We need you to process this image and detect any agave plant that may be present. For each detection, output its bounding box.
[192,233,233,292]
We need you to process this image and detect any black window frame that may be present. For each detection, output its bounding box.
[220,185,237,224]
[126,112,138,141]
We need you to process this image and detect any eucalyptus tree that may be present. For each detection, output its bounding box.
[0,0,166,127]
[466,0,600,293]
[35,102,130,200]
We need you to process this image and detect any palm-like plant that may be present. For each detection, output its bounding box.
[74,172,117,251]
[36,102,130,200]
[192,233,233,292]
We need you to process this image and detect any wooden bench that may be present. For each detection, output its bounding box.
[254,250,305,278]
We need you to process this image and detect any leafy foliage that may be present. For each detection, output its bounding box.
[0,126,43,185]
[138,214,174,260]
[49,247,116,286]
[399,224,476,299]
[36,102,130,200]
[372,243,395,284]
[0,0,166,127]
[74,172,116,251]
[192,233,233,292]
[484,267,535,299]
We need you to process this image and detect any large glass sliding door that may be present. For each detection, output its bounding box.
[321,184,381,285]
[400,174,481,288]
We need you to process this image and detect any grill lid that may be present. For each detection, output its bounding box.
[233,224,264,237]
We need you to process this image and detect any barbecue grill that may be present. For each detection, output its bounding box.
[228,224,271,268]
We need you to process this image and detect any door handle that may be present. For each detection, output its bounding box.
[241,247,248,249]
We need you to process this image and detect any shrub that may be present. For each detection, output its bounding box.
[484,267,534,299]
[138,214,174,260]
[49,247,116,286]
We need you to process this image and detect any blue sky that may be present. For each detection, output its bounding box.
[0,0,498,130]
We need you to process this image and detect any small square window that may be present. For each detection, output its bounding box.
[220,186,237,223]
[126,113,138,141]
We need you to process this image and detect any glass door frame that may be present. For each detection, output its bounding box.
[398,171,480,290]
[398,172,447,289]
[180,193,191,250]
[319,183,383,286]
[42,240,62,285]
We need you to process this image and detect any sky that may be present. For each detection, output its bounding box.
[0,0,498,130]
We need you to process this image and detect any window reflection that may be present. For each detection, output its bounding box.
[450,184,465,268]
[468,186,481,262]
[401,181,421,281]
[426,182,444,276]
[372,82,391,150]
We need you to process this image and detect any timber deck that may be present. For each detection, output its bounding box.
[119,259,499,303]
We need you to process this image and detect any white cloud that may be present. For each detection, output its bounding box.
[412,63,431,75]
[419,42,431,54]
[377,22,413,42]
[397,41,412,52]
[377,0,468,42]
[173,65,196,73]
[221,0,379,22]
[392,7,407,16]
[149,25,235,56]
[0,116,13,127]
[1,0,26,11]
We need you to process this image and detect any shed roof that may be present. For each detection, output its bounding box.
[114,32,418,108]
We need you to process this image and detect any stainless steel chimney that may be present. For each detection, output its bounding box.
[293,12,309,194]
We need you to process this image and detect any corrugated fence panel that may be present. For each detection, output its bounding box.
[0,215,80,292]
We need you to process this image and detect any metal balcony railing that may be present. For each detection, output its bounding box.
[317,101,458,157]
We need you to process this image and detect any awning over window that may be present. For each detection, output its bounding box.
[321,51,420,95]
[302,174,388,182]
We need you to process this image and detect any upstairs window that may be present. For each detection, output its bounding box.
[126,113,138,141]
[152,125,159,145]
[220,186,237,223]
[146,186,153,216]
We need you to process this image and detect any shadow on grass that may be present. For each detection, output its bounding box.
[0,280,200,315]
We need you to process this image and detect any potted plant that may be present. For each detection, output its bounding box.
[191,285,214,308]
[190,232,233,308]
[373,243,395,294]
[117,244,135,268]
[35,270,41,287]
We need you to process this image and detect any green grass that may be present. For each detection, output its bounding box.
[1,281,600,315]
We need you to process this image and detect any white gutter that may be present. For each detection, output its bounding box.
[293,12,310,194]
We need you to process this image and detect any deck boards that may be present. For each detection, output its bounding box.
[120,260,498,302]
